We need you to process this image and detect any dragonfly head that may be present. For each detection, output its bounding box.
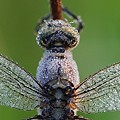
[36,20,80,52]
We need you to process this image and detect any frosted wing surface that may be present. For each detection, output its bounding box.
[0,55,41,110]
[76,62,120,113]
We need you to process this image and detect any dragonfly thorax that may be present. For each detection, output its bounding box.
[36,20,80,52]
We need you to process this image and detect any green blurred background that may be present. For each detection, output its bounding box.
[0,0,120,119]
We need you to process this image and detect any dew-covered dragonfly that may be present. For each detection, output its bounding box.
[0,7,120,120]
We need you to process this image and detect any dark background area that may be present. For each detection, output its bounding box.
[0,0,120,119]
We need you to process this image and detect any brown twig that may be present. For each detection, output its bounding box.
[50,0,63,20]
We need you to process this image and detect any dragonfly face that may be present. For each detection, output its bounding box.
[36,20,80,52]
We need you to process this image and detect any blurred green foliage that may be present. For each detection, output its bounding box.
[0,0,120,120]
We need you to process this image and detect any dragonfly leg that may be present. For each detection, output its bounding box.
[36,7,83,34]
[26,115,43,120]
[62,7,84,33]
[35,14,51,33]
[73,116,89,120]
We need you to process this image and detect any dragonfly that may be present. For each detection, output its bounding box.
[0,5,120,120]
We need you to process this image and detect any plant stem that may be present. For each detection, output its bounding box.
[50,0,62,20]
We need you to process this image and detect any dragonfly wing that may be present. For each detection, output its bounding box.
[75,62,120,113]
[0,55,41,110]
